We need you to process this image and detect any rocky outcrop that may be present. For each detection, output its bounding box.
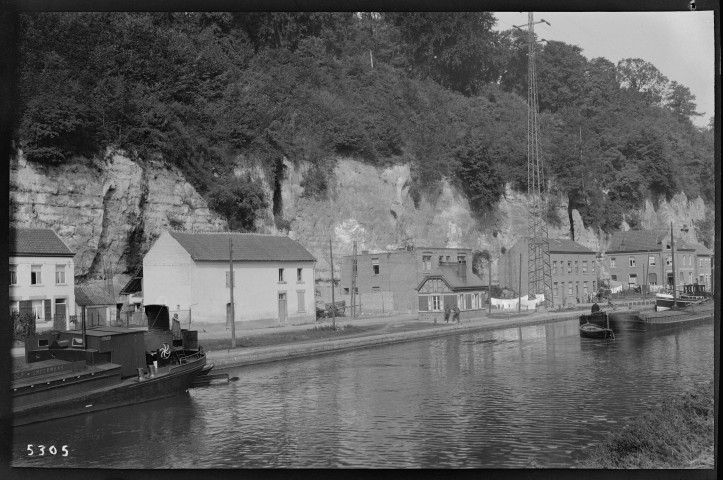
[10,151,712,284]
[10,151,226,280]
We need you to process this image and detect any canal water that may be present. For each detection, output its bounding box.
[13,318,714,468]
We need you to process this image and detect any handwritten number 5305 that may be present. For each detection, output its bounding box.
[26,444,69,456]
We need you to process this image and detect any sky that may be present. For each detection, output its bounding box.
[492,11,715,128]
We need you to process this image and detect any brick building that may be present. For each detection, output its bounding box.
[340,247,487,313]
[692,243,713,292]
[498,238,597,306]
[606,229,711,293]
[9,228,76,331]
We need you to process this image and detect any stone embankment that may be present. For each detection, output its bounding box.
[206,301,657,371]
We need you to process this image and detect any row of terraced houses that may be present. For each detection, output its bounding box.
[9,227,714,331]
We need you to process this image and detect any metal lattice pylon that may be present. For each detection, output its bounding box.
[524,12,553,308]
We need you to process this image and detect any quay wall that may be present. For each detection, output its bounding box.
[207,311,602,371]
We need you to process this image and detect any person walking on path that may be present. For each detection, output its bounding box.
[444,303,451,323]
[453,305,461,323]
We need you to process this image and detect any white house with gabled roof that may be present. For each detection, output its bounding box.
[9,228,76,331]
[143,231,317,325]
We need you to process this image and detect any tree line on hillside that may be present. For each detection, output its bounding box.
[11,12,714,238]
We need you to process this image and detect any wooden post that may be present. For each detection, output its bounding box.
[229,238,236,348]
[330,239,336,329]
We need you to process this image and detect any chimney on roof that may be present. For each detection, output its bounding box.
[457,261,466,279]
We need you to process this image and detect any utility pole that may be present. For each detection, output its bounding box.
[516,13,553,310]
[670,222,677,309]
[488,258,492,314]
[330,239,336,329]
[518,253,522,313]
[229,237,236,348]
[351,241,358,317]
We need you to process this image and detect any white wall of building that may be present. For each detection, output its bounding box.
[143,232,316,324]
[143,232,195,309]
[9,255,76,330]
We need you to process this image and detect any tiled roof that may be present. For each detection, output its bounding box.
[547,238,596,254]
[119,265,143,295]
[692,243,713,256]
[9,228,74,257]
[607,230,695,253]
[75,284,117,306]
[417,266,486,291]
[169,231,316,262]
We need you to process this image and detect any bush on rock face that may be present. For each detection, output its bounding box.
[206,176,268,232]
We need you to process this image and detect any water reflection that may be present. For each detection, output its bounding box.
[13,319,713,468]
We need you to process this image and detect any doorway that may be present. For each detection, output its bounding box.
[278,293,287,325]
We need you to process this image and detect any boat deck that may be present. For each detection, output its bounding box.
[12,360,119,389]
[639,305,714,325]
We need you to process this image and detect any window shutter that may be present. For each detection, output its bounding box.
[19,300,32,315]
[44,299,52,321]
[297,291,305,312]
[418,296,428,311]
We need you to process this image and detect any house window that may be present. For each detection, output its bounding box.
[372,286,381,293]
[430,295,441,311]
[649,256,656,266]
[567,261,572,274]
[372,258,379,275]
[55,265,66,285]
[629,257,636,267]
[457,294,466,309]
[629,274,637,287]
[666,256,672,266]
[457,254,466,264]
[574,261,578,274]
[32,300,44,319]
[439,256,444,264]
[10,265,17,285]
[343,288,350,294]
[472,293,480,309]
[610,258,616,268]
[297,291,305,313]
[688,272,693,284]
[583,282,589,295]
[582,261,587,274]
[422,255,432,271]
[552,261,557,275]
[611,275,617,281]
[699,258,703,268]
[278,268,285,282]
[592,262,595,273]
[297,268,303,282]
[567,283,573,296]
[31,265,42,285]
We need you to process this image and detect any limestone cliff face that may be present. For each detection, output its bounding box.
[10,151,226,280]
[10,152,712,284]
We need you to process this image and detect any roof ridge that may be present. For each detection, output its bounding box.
[170,230,283,237]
